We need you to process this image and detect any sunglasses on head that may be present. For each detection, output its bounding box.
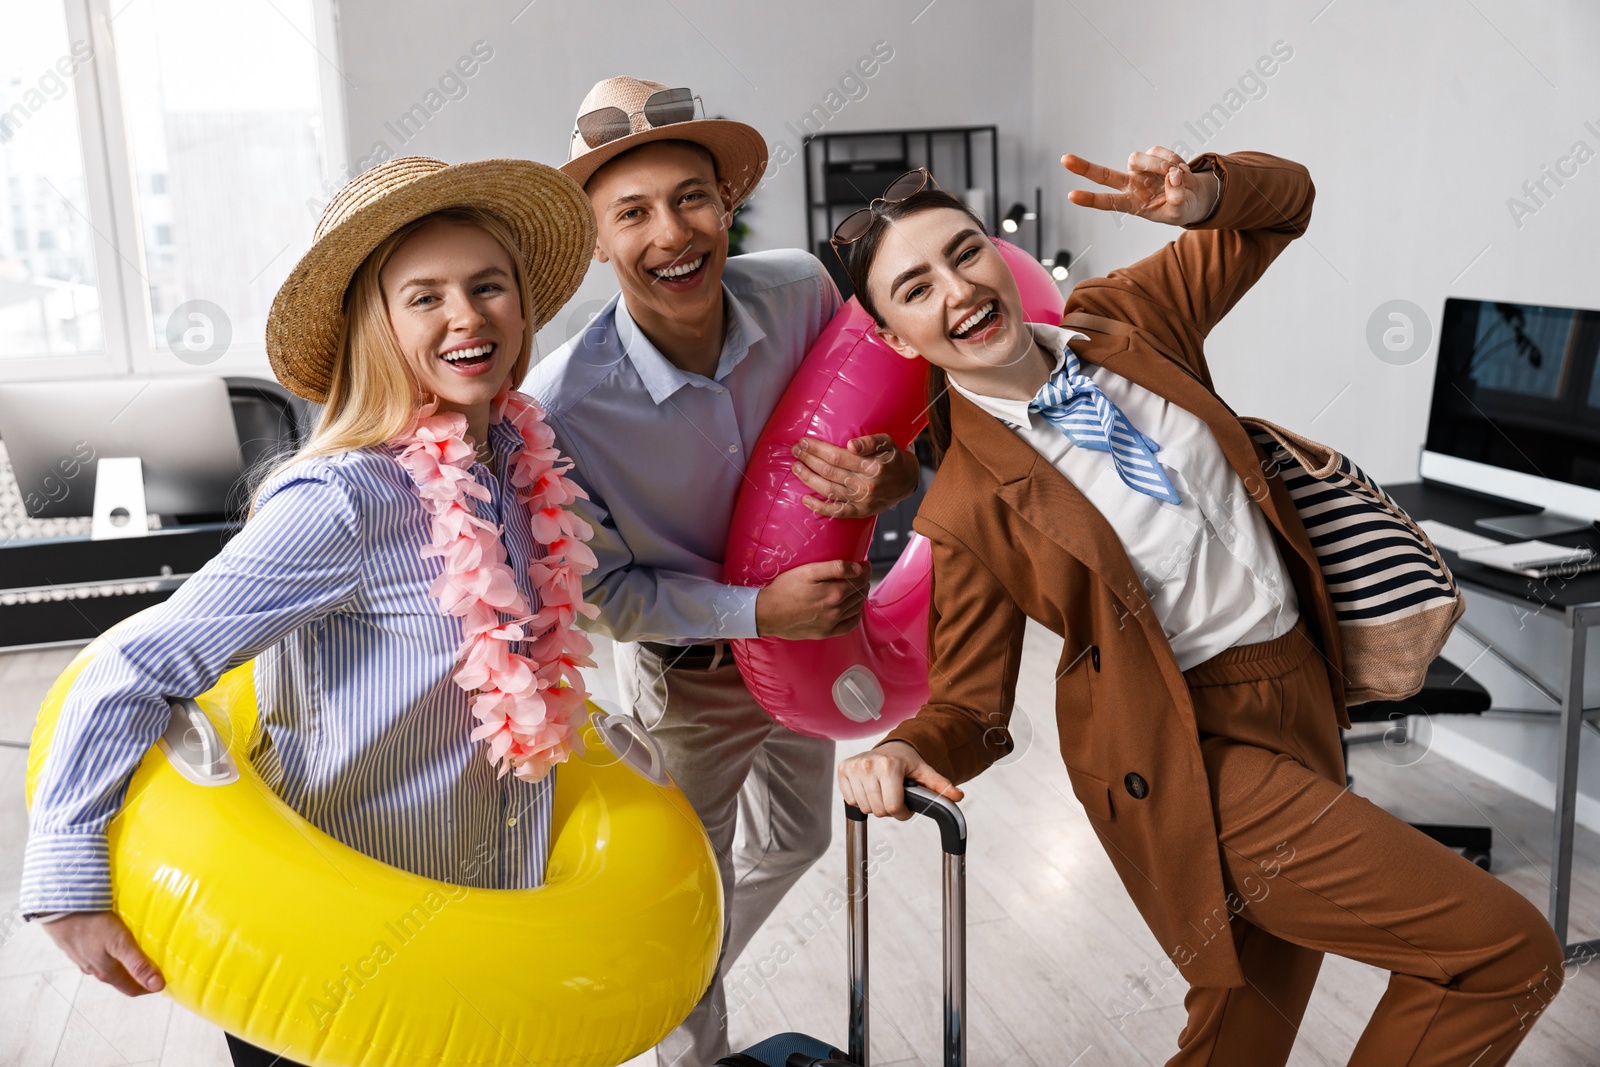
[829,167,941,248]
[574,87,704,150]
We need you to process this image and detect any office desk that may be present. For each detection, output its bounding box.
[1389,481,1600,962]
[0,522,236,649]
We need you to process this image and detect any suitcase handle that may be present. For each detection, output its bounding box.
[843,780,966,1067]
[904,783,968,854]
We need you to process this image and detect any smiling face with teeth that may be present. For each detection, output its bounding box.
[587,140,736,363]
[863,206,1047,400]
[380,217,526,443]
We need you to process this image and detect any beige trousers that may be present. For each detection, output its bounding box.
[615,639,837,1067]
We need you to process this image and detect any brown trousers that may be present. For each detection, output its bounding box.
[1168,623,1564,1067]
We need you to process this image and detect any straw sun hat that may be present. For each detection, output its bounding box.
[561,76,767,207]
[266,156,596,404]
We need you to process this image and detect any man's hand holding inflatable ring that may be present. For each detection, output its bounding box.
[791,432,921,520]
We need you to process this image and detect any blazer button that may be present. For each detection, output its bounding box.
[1090,645,1101,672]
[1123,772,1149,800]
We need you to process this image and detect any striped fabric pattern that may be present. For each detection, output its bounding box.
[1248,424,1458,625]
[1030,352,1183,505]
[20,416,555,915]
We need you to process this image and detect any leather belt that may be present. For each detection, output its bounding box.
[640,640,732,671]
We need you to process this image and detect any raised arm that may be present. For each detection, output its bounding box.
[1062,148,1316,384]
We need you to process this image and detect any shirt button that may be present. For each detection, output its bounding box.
[1123,772,1150,800]
[506,816,517,826]
[727,444,739,454]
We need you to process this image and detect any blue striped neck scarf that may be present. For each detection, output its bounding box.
[1028,348,1182,505]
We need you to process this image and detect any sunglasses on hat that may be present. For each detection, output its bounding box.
[574,87,705,150]
[829,168,941,248]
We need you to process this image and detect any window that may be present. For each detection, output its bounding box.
[0,2,104,365]
[0,0,345,379]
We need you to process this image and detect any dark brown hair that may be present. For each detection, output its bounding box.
[840,189,985,468]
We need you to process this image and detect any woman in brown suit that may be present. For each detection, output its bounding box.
[835,147,1564,1066]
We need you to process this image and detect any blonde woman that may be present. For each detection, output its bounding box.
[19,157,597,1066]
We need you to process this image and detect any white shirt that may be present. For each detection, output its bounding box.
[949,322,1299,671]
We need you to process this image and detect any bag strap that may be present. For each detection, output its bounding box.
[1238,417,1343,479]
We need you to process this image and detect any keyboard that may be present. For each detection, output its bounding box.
[1418,519,1502,554]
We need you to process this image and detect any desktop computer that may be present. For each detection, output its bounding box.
[1420,297,1600,538]
[0,377,244,523]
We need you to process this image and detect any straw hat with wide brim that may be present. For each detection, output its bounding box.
[266,156,596,404]
[561,76,767,208]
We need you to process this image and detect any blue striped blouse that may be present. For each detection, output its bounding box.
[20,415,556,915]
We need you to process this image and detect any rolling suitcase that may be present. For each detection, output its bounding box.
[714,782,968,1067]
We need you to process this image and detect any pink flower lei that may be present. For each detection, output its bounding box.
[390,385,599,782]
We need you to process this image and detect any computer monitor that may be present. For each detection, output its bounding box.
[1420,297,1600,538]
[0,377,244,521]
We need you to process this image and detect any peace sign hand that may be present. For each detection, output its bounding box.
[1063,146,1221,227]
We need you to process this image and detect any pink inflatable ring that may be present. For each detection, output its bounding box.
[724,239,1066,739]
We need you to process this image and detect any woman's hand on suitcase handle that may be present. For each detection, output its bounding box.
[39,911,165,997]
[839,740,964,820]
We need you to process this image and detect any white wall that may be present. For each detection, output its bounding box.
[1029,0,1600,485]
[333,0,1035,357]
[334,0,1600,479]
[1026,0,1600,829]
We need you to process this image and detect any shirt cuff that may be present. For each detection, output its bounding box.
[710,584,762,640]
[1192,169,1224,225]
[19,832,114,915]
[1181,153,1227,228]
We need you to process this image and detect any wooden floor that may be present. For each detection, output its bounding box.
[2,621,1597,1066]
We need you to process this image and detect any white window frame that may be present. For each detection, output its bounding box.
[2,0,348,384]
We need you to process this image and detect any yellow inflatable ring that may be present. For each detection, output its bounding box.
[25,607,722,1066]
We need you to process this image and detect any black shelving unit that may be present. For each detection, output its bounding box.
[804,125,999,298]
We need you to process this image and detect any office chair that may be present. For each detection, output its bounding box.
[221,377,313,522]
[1344,657,1494,869]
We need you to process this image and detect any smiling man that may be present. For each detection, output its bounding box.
[523,77,920,1064]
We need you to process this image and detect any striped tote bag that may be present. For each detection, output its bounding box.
[1241,417,1465,704]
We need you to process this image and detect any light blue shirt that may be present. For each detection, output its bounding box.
[21,415,556,915]
[525,249,842,644]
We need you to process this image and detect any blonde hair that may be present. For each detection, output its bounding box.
[248,206,537,517]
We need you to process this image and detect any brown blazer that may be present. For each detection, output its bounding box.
[883,151,1351,990]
